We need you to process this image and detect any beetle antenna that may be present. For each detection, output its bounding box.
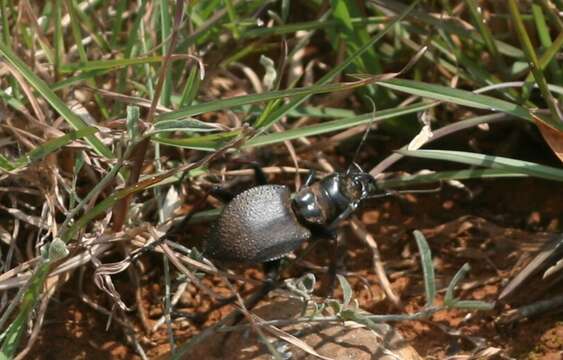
[348,97,377,174]
[366,184,443,199]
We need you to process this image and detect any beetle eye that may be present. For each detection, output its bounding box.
[344,177,363,198]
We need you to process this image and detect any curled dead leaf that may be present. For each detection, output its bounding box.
[531,112,563,163]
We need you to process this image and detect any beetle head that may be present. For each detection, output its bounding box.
[292,170,377,226]
[342,170,378,202]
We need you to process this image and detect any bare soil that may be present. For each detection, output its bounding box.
[28,171,563,359]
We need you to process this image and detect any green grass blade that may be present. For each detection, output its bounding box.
[524,32,563,96]
[464,0,505,72]
[59,55,181,73]
[330,0,382,76]
[69,0,110,52]
[1,0,19,97]
[413,230,436,307]
[152,102,435,151]
[508,0,562,126]
[178,66,201,108]
[445,263,471,305]
[0,42,113,158]
[53,0,65,76]
[0,87,26,112]
[65,0,87,62]
[113,0,147,114]
[377,78,535,123]
[246,102,435,148]
[110,0,127,47]
[50,69,111,91]
[254,0,421,129]
[152,131,240,151]
[288,106,355,118]
[450,300,495,310]
[0,261,50,358]
[371,0,523,58]
[0,0,11,46]
[397,149,563,182]
[159,0,173,107]
[0,154,16,172]
[156,79,375,122]
[377,168,527,189]
[151,118,223,134]
[240,16,388,39]
[337,274,353,307]
[13,127,98,168]
[224,0,240,39]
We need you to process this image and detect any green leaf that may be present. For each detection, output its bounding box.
[327,299,343,315]
[413,230,436,307]
[48,238,69,261]
[337,274,353,307]
[397,149,563,182]
[445,263,471,305]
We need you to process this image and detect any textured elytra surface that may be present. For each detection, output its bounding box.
[205,185,312,263]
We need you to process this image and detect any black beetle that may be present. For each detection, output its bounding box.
[203,166,378,264]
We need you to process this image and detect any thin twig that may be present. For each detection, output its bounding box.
[350,216,402,309]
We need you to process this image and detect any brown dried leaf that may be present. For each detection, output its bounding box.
[532,112,563,163]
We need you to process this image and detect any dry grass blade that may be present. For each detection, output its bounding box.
[2,0,562,358]
[350,217,402,308]
[111,0,185,232]
[250,312,335,360]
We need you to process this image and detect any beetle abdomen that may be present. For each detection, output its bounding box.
[205,185,311,263]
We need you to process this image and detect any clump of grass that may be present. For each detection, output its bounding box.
[0,0,562,358]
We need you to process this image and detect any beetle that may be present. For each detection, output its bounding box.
[203,165,378,265]
[198,163,379,324]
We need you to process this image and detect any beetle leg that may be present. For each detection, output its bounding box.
[249,163,268,185]
[244,259,281,309]
[327,201,359,230]
[322,229,346,297]
[303,169,316,187]
[230,259,281,325]
[209,185,236,203]
[173,262,279,325]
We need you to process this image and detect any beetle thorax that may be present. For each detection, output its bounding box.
[292,172,372,226]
